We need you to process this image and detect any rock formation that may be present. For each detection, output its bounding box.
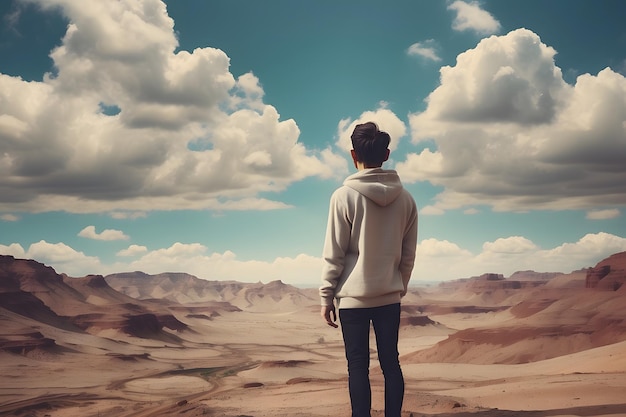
[585,251,626,290]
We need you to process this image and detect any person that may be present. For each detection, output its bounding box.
[319,121,418,417]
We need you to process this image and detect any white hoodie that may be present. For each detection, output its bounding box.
[319,168,418,309]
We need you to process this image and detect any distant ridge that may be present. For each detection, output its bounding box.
[0,255,188,348]
[403,251,626,364]
[2,251,625,363]
[105,271,317,311]
[585,251,626,290]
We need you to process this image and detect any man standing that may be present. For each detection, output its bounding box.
[320,121,418,417]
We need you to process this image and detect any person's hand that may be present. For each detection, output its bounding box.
[321,305,338,328]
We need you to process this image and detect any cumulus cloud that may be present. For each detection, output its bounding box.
[413,232,626,281]
[448,1,501,35]
[105,242,323,286]
[78,225,129,241]
[117,244,148,257]
[407,40,441,62]
[2,232,625,283]
[482,236,538,254]
[0,240,101,276]
[398,28,626,212]
[0,239,321,284]
[0,0,336,215]
[417,238,472,258]
[1,213,19,221]
[0,243,25,258]
[0,239,319,284]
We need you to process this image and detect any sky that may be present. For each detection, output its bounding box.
[0,0,625,287]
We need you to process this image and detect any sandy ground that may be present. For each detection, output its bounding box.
[1,302,626,417]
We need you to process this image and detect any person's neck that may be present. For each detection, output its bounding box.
[356,161,382,171]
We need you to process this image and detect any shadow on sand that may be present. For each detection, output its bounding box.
[414,403,626,416]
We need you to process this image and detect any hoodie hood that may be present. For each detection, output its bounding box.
[343,168,404,207]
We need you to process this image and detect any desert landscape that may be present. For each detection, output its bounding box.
[1,252,625,417]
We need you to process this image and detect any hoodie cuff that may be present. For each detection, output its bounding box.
[320,296,334,306]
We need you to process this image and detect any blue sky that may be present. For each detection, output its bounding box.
[1,0,625,286]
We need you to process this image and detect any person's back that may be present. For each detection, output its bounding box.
[320,167,417,309]
[320,122,418,417]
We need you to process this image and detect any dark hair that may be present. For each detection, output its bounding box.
[350,122,390,167]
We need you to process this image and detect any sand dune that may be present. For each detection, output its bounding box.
[1,253,626,416]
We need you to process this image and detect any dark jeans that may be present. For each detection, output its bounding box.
[339,303,404,417]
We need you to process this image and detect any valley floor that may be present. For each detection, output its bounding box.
[2,307,626,417]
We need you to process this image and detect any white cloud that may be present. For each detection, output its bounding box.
[78,225,129,241]
[2,232,625,284]
[586,209,621,220]
[419,205,445,216]
[417,238,472,258]
[413,232,626,281]
[1,213,19,221]
[0,238,322,285]
[482,236,538,254]
[243,150,272,168]
[0,240,102,276]
[0,243,26,258]
[319,147,350,180]
[546,232,626,258]
[117,244,148,257]
[105,242,323,287]
[230,72,265,112]
[448,1,501,35]
[401,28,626,212]
[337,104,407,154]
[0,0,336,214]
[407,40,441,62]
[109,211,147,220]
[396,149,443,183]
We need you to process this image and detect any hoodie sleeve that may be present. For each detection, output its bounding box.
[319,189,351,306]
[399,196,418,293]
